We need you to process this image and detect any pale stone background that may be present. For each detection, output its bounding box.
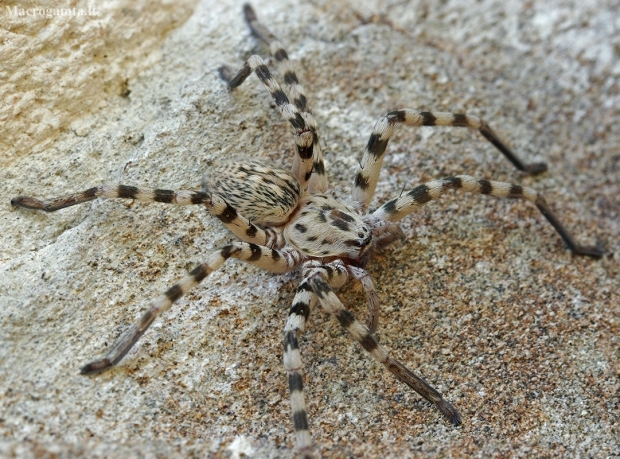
[1,0,618,458]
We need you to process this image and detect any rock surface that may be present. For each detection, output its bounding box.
[1,0,618,458]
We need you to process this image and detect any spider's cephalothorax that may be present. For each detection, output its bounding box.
[285,194,374,259]
[11,4,604,457]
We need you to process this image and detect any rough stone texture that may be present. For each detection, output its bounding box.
[0,0,199,166]
[1,0,618,458]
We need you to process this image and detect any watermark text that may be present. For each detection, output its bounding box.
[5,6,99,19]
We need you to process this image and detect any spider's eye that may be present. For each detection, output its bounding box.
[358,233,364,238]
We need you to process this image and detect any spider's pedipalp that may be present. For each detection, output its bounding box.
[82,241,302,374]
[308,276,462,427]
[347,265,381,334]
[352,109,548,211]
[373,175,604,257]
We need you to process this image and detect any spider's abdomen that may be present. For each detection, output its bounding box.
[202,159,302,225]
[284,195,372,259]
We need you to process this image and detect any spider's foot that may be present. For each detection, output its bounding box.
[437,399,462,427]
[80,358,114,374]
[218,64,249,91]
[243,3,256,23]
[523,162,548,175]
[218,65,233,85]
[366,315,378,335]
[11,196,45,210]
[571,244,605,258]
[297,446,315,459]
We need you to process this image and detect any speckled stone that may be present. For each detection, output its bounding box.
[1,1,618,458]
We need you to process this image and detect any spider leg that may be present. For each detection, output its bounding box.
[206,193,286,248]
[220,55,315,190]
[241,4,328,192]
[372,175,604,257]
[283,260,349,454]
[352,109,548,211]
[308,276,462,427]
[243,4,308,113]
[220,6,328,193]
[11,186,285,248]
[283,279,316,454]
[11,185,210,211]
[303,261,380,334]
[81,242,302,374]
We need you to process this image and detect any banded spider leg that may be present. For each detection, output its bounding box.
[219,4,327,193]
[354,109,604,257]
[283,260,462,455]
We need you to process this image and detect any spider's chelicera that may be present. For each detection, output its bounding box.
[11,4,603,456]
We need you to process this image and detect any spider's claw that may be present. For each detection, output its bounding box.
[437,399,462,427]
[218,65,233,85]
[296,445,315,459]
[523,161,548,175]
[243,3,256,23]
[11,196,46,210]
[80,358,113,374]
[572,244,605,258]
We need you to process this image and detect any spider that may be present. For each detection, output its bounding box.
[11,4,604,457]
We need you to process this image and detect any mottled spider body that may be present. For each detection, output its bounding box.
[203,159,301,225]
[11,4,604,457]
[204,159,376,259]
[285,194,375,258]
